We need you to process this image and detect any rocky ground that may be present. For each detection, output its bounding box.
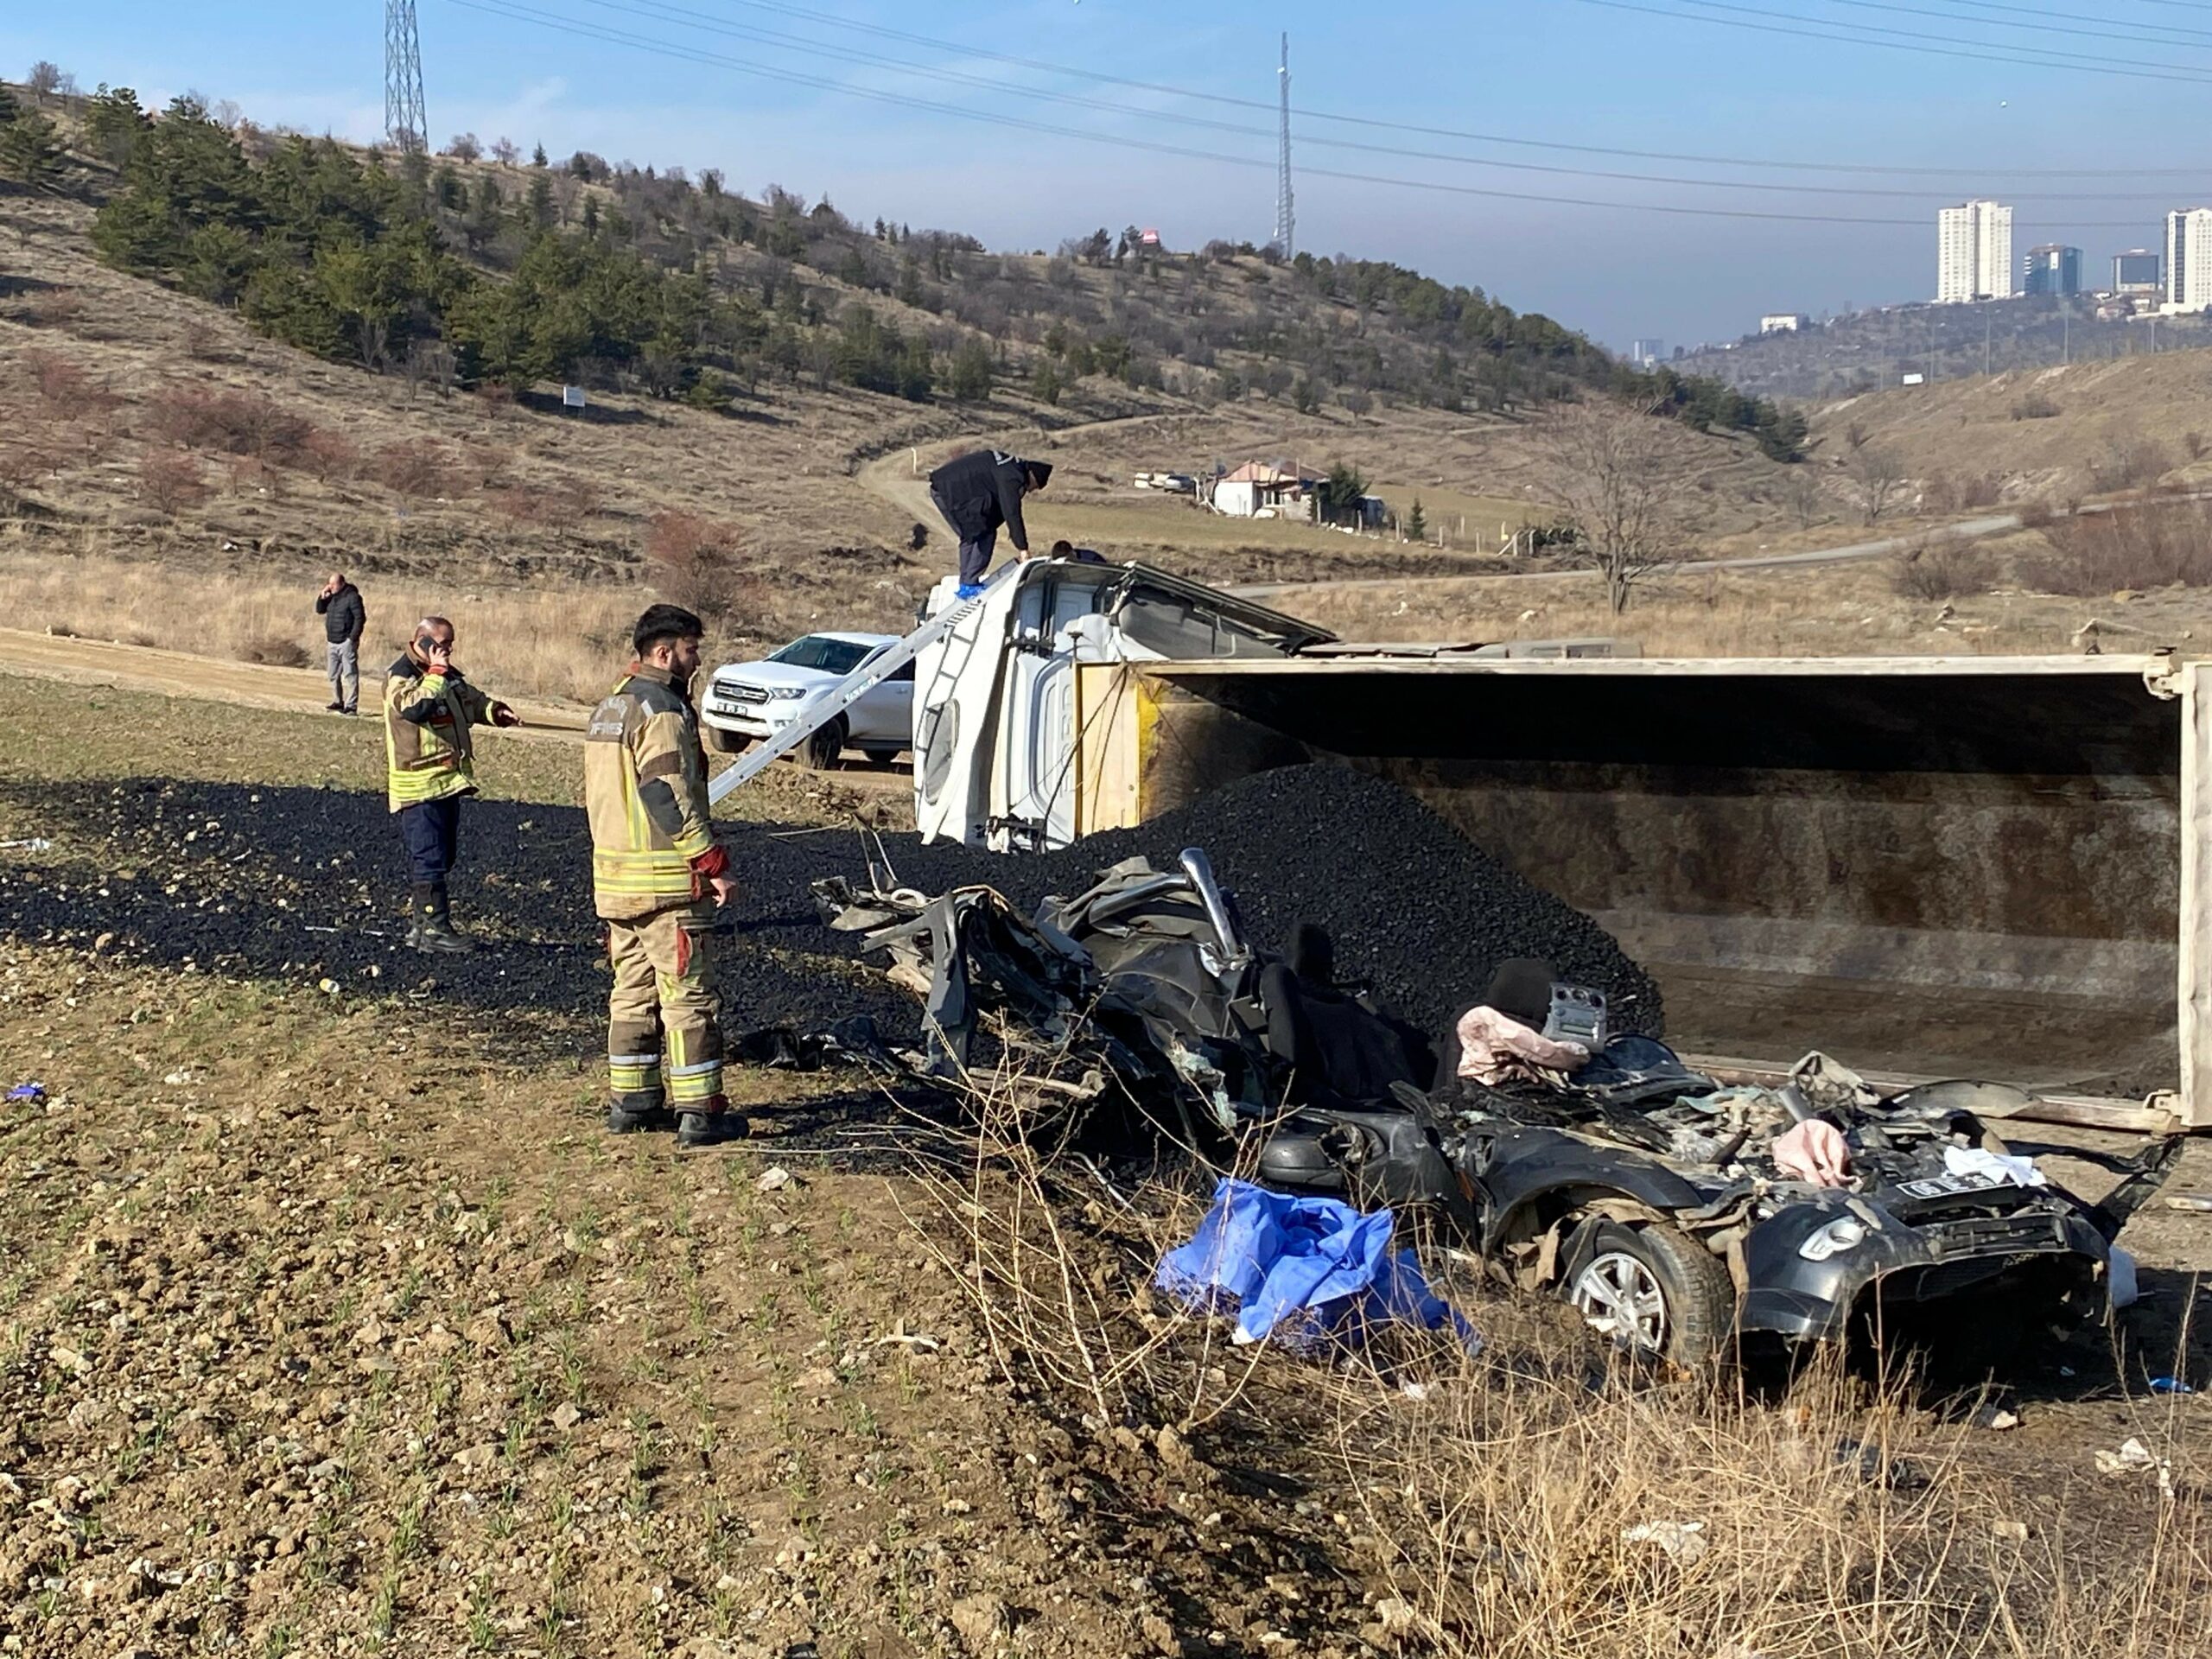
[3,675,2211,1658]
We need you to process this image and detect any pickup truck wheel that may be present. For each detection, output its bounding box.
[702,727,750,755]
[1567,1220,1735,1365]
[803,715,848,772]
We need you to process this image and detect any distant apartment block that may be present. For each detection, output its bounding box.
[2167,210,2212,311]
[1937,200,2014,303]
[2113,249,2163,296]
[2022,245,2081,298]
[1630,338,1666,367]
[1759,313,1810,334]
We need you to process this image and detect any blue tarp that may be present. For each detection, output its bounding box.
[1154,1179,1478,1351]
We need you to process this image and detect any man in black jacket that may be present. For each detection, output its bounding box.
[315,571,367,715]
[926,450,1052,595]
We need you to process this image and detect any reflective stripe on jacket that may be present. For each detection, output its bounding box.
[383,654,496,812]
[585,663,717,919]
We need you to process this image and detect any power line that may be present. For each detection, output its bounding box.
[1802,0,2212,50]
[441,0,2190,227]
[455,0,2212,200]
[516,0,2212,178]
[1577,0,2212,83]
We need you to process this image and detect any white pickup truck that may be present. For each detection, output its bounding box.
[699,632,915,768]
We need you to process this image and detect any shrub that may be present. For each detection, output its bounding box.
[147,387,314,462]
[297,428,359,483]
[645,510,757,622]
[25,350,98,411]
[370,440,460,499]
[2088,436,2173,493]
[1891,541,1992,601]
[236,634,313,668]
[137,450,209,514]
[2010,391,2060,421]
[2031,500,2212,595]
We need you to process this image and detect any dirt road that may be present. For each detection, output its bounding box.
[0,626,589,732]
[1228,512,2026,600]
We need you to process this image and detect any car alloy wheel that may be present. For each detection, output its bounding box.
[1571,1250,1669,1353]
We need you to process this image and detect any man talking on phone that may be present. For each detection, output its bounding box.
[381,616,521,953]
[583,604,747,1146]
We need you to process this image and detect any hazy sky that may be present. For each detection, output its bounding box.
[9,1,2209,349]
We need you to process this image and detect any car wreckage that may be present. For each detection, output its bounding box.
[815,842,2181,1364]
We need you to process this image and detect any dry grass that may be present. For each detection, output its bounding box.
[0,549,639,702]
[1290,550,2212,658]
[2033,501,2212,598]
[918,1058,2212,1659]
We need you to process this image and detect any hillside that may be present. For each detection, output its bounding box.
[1681,296,2212,403]
[0,76,1831,697]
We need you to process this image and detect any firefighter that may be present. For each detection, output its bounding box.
[382,616,520,952]
[584,604,747,1147]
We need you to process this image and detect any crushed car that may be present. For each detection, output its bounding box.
[815,844,2181,1365]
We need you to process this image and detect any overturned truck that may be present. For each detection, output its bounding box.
[907,557,2212,1135]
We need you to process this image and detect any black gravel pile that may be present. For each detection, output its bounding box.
[881,763,1662,1043]
[0,763,1656,1057]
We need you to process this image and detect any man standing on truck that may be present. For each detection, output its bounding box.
[583,604,748,1147]
[927,449,1052,596]
[315,570,366,715]
[382,616,521,953]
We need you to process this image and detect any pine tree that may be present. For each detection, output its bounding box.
[1030,357,1064,407]
[0,113,62,191]
[948,337,994,404]
[531,142,548,168]
[1403,497,1427,543]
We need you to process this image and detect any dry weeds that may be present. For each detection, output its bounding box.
[914,1056,2212,1659]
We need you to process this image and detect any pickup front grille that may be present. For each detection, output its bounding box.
[1916,1211,2068,1257]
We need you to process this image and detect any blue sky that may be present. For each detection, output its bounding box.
[8,1,2209,347]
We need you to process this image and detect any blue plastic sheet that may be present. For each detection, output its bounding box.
[1155,1179,1478,1351]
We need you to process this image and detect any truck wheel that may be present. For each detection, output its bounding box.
[702,727,751,755]
[803,715,848,772]
[1567,1220,1735,1364]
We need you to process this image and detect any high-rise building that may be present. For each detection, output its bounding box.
[2167,211,2212,310]
[2022,245,2081,298]
[1937,200,2015,303]
[2113,249,2163,296]
[1630,338,1666,368]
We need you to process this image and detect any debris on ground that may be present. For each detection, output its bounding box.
[6,1081,45,1102]
[1620,1519,1710,1566]
[1154,1178,1476,1351]
[2094,1437,2177,1498]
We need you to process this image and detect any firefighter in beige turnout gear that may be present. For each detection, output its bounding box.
[585,605,748,1147]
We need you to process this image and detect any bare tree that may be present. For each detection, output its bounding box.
[26,60,61,103]
[1540,399,1697,615]
[490,136,519,166]
[1784,467,1826,531]
[1847,446,1908,526]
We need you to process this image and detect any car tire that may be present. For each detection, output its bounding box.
[803,715,848,772]
[860,748,901,768]
[1566,1219,1736,1365]
[702,727,751,756]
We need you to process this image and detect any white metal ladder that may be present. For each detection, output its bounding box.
[706,564,1014,805]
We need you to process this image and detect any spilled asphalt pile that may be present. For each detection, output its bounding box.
[879,764,1662,1042]
[0,763,1657,1059]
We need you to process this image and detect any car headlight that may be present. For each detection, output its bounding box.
[764,687,807,701]
[1799,1217,1868,1262]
